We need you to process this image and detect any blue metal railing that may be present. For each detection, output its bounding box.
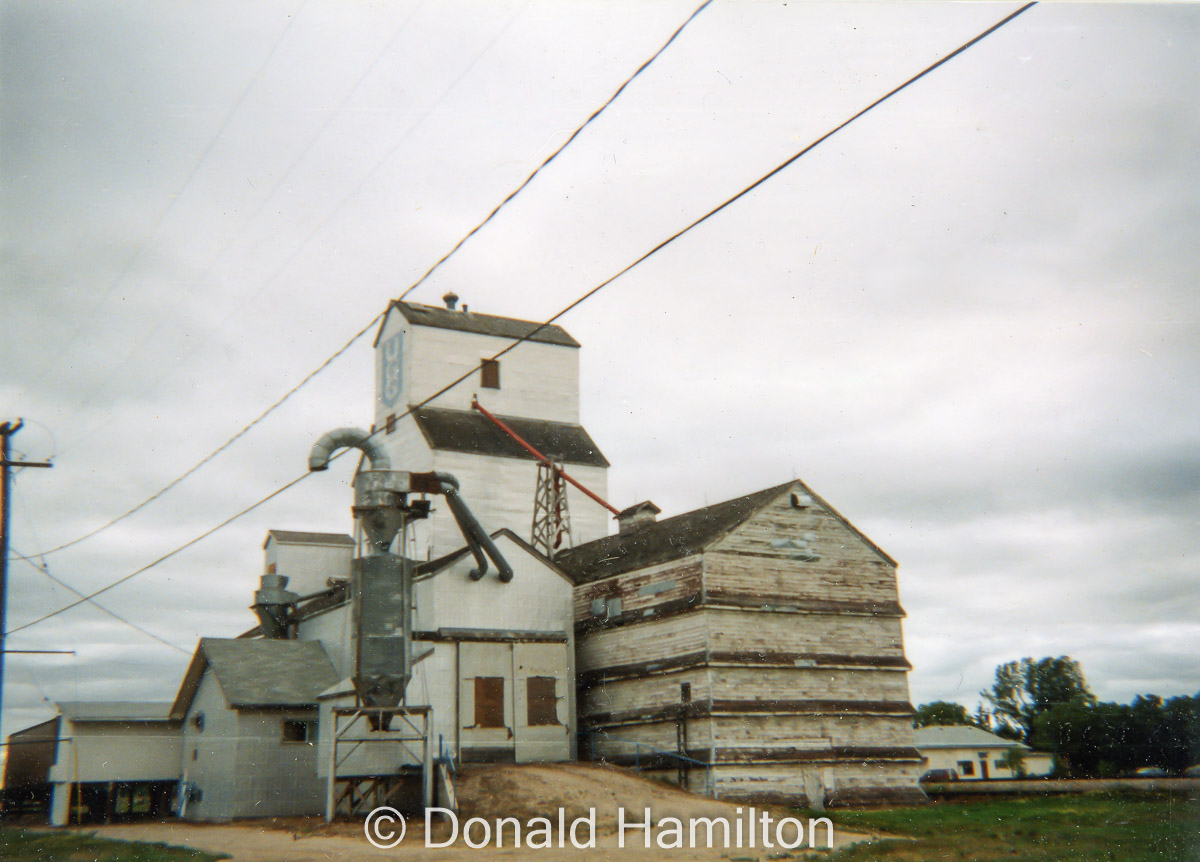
[579,730,713,797]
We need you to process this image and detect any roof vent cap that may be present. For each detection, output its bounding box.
[616,500,661,536]
[442,291,459,310]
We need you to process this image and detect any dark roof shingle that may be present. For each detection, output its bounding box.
[556,482,795,583]
[381,301,579,348]
[412,407,609,467]
[200,638,338,709]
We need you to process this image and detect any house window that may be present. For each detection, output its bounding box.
[526,677,559,726]
[192,713,205,732]
[385,413,396,433]
[282,719,316,743]
[958,760,975,776]
[474,677,505,728]
[994,759,1007,770]
[481,359,500,389]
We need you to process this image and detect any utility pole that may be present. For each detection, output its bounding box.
[0,419,53,743]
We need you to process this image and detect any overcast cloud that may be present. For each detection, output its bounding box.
[1,1,1197,742]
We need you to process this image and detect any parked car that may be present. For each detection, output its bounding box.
[1131,767,1169,778]
[920,768,959,782]
[1184,764,1200,778]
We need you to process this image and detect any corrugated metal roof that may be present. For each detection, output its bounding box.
[264,529,354,548]
[914,726,1029,750]
[556,482,796,583]
[412,407,609,467]
[198,638,338,709]
[57,701,175,722]
[383,301,580,348]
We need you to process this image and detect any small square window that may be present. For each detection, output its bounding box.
[385,413,396,433]
[282,719,316,743]
[958,760,975,776]
[481,359,500,389]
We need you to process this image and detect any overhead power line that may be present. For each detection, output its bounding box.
[8,1,1036,639]
[32,0,714,559]
[9,548,189,655]
[5,0,310,418]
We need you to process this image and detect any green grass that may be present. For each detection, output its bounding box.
[0,827,228,862]
[819,791,1199,861]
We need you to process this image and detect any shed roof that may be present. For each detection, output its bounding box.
[264,529,354,549]
[411,406,609,467]
[376,301,579,348]
[57,701,175,723]
[170,638,339,718]
[914,726,1030,750]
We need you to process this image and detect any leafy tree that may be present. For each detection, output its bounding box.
[981,656,1096,743]
[913,700,976,728]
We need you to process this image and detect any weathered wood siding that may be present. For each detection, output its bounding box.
[576,611,707,673]
[705,490,899,611]
[580,668,710,720]
[710,714,918,751]
[572,481,920,804]
[704,607,906,660]
[706,665,911,705]
[710,761,926,806]
[572,557,703,622]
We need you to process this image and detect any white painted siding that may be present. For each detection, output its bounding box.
[264,538,353,598]
[48,720,181,785]
[374,310,581,426]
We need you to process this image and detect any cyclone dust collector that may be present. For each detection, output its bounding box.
[308,428,510,720]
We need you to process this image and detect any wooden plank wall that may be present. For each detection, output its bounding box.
[572,484,923,805]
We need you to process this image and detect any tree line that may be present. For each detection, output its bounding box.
[914,656,1200,777]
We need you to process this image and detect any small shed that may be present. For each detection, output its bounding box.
[914,725,1054,779]
[2,716,59,815]
[48,702,181,825]
[170,638,339,820]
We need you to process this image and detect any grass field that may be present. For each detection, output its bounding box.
[822,790,1199,861]
[0,827,228,862]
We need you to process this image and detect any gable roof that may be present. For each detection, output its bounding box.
[556,478,896,583]
[411,406,609,467]
[170,638,339,718]
[375,301,579,348]
[414,527,576,586]
[914,725,1030,750]
[264,529,354,549]
[57,702,174,723]
[556,482,796,583]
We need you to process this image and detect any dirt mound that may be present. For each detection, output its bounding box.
[454,762,746,830]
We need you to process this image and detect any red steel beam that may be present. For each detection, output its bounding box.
[471,399,621,516]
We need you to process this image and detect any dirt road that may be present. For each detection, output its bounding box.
[76,764,881,860]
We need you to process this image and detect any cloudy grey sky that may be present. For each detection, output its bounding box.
[2,0,1197,742]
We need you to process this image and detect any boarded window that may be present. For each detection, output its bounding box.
[526,677,558,726]
[481,359,500,389]
[282,719,315,743]
[474,677,505,728]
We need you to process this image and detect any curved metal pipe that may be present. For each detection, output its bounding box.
[437,478,513,583]
[308,427,391,472]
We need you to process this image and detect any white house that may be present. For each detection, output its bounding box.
[915,725,1054,780]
